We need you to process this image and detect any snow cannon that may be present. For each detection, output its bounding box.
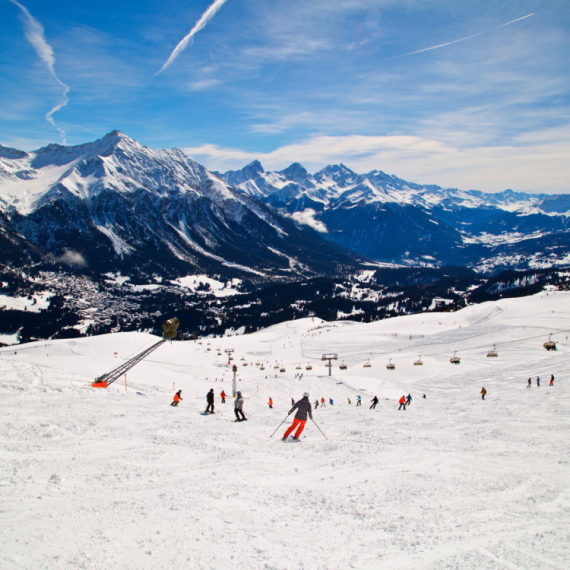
[162,317,180,339]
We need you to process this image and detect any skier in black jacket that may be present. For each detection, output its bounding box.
[282,393,313,441]
[370,396,379,409]
[205,389,215,414]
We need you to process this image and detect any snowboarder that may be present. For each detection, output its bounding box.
[171,390,182,407]
[234,391,246,421]
[357,395,362,407]
[537,376,540,387]
[282,392,313,441]
[398,395,407,410]
[321,397,326,407]
[314,399,319,409]
[527,377,531,388]
[370,396,379,409]
[205,389,215,413]
[481,387,487,400]
[221,390,226,403]
[406,394,412,405]
[550,374,554,386]
[268,397,273,409]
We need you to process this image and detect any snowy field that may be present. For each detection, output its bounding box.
[1,290,570,569]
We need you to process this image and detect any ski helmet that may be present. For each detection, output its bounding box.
[303,392,309,397]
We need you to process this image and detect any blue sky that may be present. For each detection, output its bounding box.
[1,0,569,192]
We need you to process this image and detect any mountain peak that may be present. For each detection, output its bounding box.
[280,162,309,181]
[0,144,29,160]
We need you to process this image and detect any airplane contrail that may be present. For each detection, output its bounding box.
[156,0,230,76]
[391,12,535,60]
[8,0,70,143]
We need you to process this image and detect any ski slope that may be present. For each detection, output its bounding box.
[1,290,569,569]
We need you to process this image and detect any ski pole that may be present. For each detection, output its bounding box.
[311,417,328,440]
[270,414,290,438]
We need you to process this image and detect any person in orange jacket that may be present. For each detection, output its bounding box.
[171,390,182,407]
[268,397,273,409]
[221,390,226,403]
[481,387,487,400]
[398,395,407,410]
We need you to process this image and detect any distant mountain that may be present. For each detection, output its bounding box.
[0,131,362,281]
[216,162,570,271]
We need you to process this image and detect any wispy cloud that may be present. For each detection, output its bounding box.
[8,0,69,143]
[156,0,230,76]
[391,13,534,60]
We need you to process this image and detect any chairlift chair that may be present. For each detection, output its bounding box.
[543,334,557,351]
[339,361,347,370]
[414,355,423,366]
[306,364,313,370]
[363,360,372,368]
[487,345,498,357]
[386,359,395,370]
[450,351,460,365]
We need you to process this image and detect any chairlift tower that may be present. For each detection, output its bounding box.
[321,353,338,376]
[225,349,236,396]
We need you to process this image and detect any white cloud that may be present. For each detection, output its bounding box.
[288,209,328,233]
[184,129,570,193]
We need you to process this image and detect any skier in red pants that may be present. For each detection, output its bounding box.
[282,392,313,441]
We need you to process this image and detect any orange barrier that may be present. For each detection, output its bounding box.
[92,381,108,388]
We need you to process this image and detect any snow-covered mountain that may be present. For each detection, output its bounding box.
[0,132,361,280]
[217,161,570,271]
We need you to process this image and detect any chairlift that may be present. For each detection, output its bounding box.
[280,367,286,373]
[339,361,348,370]
[296,364,302,370]
[487,345,498,358]
[543,334,557,351]
[306,364,313,370]
[414,355,423,366]
[450,351,460,365]
[386,359,395,370]
[260,364,265,371]
[363,359,372,368]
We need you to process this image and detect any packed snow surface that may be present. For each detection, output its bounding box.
[1,291,570,569]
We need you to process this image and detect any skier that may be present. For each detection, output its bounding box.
[321,397,326,408]
[348,398,352,404]
[314,399,319,409]
[205,388,215,414]
[406,394,412,406]
[398,395,407,410]
[268,397,273,409]
[221,390,226,403]
[537,376,540,387]
[422,394,426,399]
[527,377,531,388]
[356,395,362,407]
[481,387,487,400]
[171,390,182,407]
[282,392,313,441]
[329,398,334,406]
[550,374,554,386]
[370,396,379,409]
[234,391,246,421]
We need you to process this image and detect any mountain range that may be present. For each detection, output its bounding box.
[216,161,570,272]
[1,130,570,284]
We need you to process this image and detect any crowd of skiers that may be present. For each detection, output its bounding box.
[171,371,557,418]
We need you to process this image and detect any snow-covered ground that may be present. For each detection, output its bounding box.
[1,291,569,569]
